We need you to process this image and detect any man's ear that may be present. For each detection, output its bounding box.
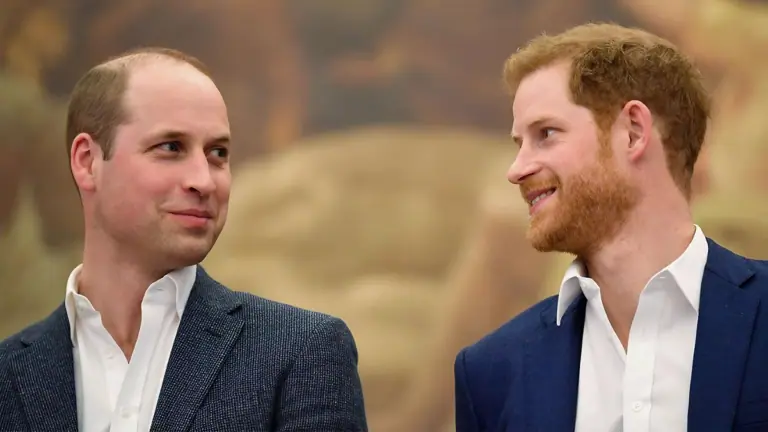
[621,100,654,163]
[70,133,103,192]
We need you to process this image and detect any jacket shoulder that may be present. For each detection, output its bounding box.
[209,284,356,359]
[461,294,557,364]
[0,312,61,361]
[0,330,26,360]
[234,290,347,331]
[745,258,768,293]
[453,295,558,429]
[748,259,768,275]
[195,266,350,337]
[207,284,365,429]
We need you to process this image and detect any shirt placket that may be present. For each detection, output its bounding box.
[109,294,169,432]
[623,283,666,432]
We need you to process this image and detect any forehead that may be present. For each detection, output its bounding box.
[511,63,581,133]
[120,61,229,137]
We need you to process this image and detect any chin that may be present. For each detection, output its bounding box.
[526,222,572,254]
[526,229,553,252]
[166,241,215,268]
[529,239,559,253]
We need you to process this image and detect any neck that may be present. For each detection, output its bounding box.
[582,193,695,348]
[78,230,171,359]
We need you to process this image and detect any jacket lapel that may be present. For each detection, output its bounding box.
[150,267,244,431]
[10,305,79,432]
[523,295,585,432]
[687,238,760,431]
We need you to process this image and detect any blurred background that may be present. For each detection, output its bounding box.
[2,1,768,431]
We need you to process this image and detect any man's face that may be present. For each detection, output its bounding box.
[508,62,639,256]
[91,61,231,270]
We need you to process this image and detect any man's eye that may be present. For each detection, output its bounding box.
[542,128,556,139]
[157,141,182,152]
[210,147,229,158]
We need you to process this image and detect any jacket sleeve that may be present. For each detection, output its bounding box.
[274,316,368,431]
[455,348,481,432]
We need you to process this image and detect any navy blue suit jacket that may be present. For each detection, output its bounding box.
[454,238,768,431]
[0,266,368,431]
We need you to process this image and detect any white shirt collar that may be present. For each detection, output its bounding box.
[556,225,709,325]
[64,264,197,344]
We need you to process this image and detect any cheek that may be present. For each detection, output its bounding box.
[214,173,232,202]
[95,186,149,229]
[126,173,175,203]
[101,170,169,212]
[104,182,155,213]
[553,152,591,183]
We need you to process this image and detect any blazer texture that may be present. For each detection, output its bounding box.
[0,266,368,431]
[455,238,768,432]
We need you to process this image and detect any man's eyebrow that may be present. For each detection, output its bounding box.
[152,129,187,141]
[209,135,231,146]
[151,129,231,145]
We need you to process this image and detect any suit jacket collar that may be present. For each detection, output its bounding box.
[150,265,244,431]
[64,264,197,347]
[10,266,243,432]
[520,294,586,432]
[687,238,759,430]
[529,237,758,431]
[556,225,709,324]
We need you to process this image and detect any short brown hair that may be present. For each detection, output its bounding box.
[504,23,711,196]
[65,47,210,159]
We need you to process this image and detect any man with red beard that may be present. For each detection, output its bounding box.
[453,23,768,432]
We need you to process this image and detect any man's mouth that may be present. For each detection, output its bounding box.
[526,188,557,215]
[168,208,214,229]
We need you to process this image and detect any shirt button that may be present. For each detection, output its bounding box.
[632,401,643,412]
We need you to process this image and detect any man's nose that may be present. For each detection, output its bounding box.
[506,148,538,185]
[184,154,216,195]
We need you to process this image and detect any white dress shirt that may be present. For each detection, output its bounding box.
[556,225,709,432]
[64,264,196,432]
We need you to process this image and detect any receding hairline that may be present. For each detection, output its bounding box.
[94,48,212,80]
[65,47,213,159]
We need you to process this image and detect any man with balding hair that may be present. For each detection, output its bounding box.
[0,47,367,432]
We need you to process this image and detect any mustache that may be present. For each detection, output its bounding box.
[519,177,561,199]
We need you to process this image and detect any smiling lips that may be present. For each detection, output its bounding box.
[525,188,557,215]
[169,209,213,228]
[172,209,211,218]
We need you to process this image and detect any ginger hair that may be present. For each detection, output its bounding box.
[504,23,711,196]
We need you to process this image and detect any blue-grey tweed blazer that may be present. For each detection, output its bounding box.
[0,266,368,431]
